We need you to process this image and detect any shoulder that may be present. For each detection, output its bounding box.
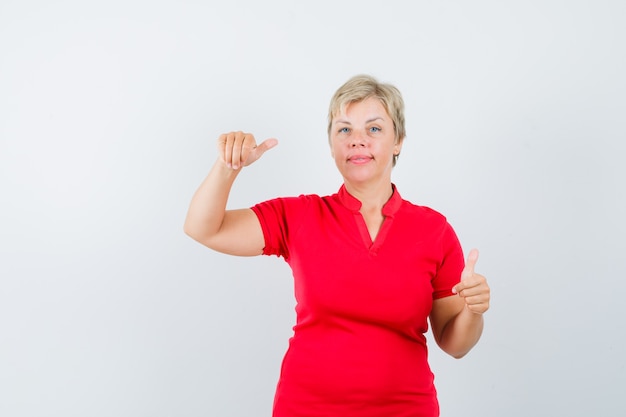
[391,185,448,223]
[400,199,449,223]
[255,193,321,206]
[252,192,325,216]
[395,195,456,242]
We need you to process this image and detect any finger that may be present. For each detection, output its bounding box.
[243,138,278,167]
[218,133,227,159]
[463,291,490,306]
[255,138,278,154]
[466,300,490,315]
[231,131,247,169]
[456,278,489,298]
[252,138,278,159]
[221,132,235,168]
[453,280,472,295]
[454,271,487,292]
[462,248,479,277]
[456,279,490,314]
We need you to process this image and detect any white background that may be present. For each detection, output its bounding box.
[1,1,625,416]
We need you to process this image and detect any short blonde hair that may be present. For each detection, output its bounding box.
[327,74,406,166]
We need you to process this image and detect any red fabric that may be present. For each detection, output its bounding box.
[251,185,464,417]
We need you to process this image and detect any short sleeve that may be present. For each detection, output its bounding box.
[431,222,465,299]
[250,196,310,260]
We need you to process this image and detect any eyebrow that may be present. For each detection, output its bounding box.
[334,117,384,125]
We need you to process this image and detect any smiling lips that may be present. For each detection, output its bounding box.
[348,155,373,164]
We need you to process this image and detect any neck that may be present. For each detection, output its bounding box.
[344,178,394,212]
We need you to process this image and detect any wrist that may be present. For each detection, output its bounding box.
[214,157,241,178]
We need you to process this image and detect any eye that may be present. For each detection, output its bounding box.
[369,126,381,133]
[338,127,350,134]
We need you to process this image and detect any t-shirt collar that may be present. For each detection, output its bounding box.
[337,183,402,216]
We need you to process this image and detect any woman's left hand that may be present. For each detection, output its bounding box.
[452,249,490,315]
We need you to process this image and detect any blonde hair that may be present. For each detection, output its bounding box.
[327,74,406,166]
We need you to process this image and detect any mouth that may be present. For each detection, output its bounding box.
[347,155,373,164]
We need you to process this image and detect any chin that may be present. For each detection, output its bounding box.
[342,173,377,185]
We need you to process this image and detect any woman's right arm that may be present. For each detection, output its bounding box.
[183,132,277,256]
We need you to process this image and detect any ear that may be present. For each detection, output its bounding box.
[394,136,404,155]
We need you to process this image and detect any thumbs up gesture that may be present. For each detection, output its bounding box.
[218,131,278,170]
[452,249,490,315]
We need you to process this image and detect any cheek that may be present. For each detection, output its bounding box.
[329,140,340,158]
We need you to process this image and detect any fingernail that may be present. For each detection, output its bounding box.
[451,287,457,294]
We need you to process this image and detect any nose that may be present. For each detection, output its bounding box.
[350,131,367,147]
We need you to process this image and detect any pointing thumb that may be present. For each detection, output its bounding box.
[255,138,278,155]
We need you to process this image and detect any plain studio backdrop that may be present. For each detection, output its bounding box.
[1,1,624,416]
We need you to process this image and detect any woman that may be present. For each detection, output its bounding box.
[184,75,490,417]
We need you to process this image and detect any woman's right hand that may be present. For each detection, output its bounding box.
[218,131,278,170]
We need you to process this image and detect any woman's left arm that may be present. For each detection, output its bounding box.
[429,249,490,359]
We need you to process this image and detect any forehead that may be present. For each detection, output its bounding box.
[334,97,390,121]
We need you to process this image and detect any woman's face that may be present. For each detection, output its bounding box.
[329,97,402,187]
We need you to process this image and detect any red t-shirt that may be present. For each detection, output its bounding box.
[251,185,464,417]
